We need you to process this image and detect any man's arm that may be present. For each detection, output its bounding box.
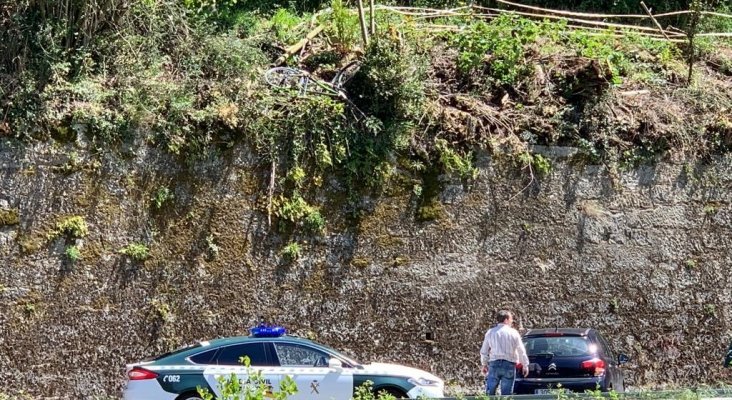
[515,332,530,377]
[480,332,491,375]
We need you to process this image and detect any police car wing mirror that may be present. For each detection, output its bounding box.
[618,354,630,365]
[328,358,343,369]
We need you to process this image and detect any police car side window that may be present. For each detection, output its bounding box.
[274,343,328,367]
[216,343,270,366]
[189,349,218,364]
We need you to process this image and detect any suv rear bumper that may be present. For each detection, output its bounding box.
[514,377,606,394]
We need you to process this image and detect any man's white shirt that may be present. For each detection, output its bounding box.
[480,323,530,367]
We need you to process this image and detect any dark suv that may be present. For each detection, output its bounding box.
[513,328,628,395]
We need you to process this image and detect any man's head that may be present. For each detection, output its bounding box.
[497,310,513,325]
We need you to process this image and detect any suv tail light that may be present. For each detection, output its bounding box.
[580,358,606,376]
[128,367,159,380]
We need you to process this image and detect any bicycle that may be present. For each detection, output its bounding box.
[264,61,365,119]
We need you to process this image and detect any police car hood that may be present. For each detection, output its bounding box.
[360,362,443,382]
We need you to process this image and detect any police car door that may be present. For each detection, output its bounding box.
[202,342,281,397]
[273,342,353,400]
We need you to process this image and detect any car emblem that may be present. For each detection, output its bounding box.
[310,380,320,394]
[547,363,557,372]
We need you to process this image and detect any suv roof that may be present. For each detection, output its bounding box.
[523,328,594,337]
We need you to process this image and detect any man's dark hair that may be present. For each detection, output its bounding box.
[496,310,512,323]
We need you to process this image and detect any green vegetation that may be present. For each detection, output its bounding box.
[517,152,553,178]
[51,216,89,239]
[1,0,731,226]
[119,243,150,261]
[435,139,478,180]
[455,15,551,84]
[276,195,325,233]
[198,356,297,400]
[151,186,174,209]
[0,208,20,226]
[65,245,81,263]
[352,380,398,400]
[281,242,302,261]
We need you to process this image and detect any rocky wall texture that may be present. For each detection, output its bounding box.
[0,140,731,398]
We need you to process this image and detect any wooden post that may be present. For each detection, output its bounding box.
[370,0,376,35]
[640,1,671,42]
[357,0,370,46]
[687,0,702,85]
[274,25,325,65]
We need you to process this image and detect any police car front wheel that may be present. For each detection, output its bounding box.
[176,392,203,400]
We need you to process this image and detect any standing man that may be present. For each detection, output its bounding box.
[480,310,529,396]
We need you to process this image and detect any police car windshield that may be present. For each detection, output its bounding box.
[334,349,361,366]
[317,343,360,366]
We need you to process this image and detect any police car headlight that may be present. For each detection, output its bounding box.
[408,377,440,387]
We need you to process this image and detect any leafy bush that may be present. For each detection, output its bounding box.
[352,380,398,400]
[435,139,478,179]
[517,152,552,178]
[281,242,302,260]
[119,243,150,261]
[271,8,302,44]
[0,209,20,226]
[152,187,174,209]
[327,0,360,52]
[303,210,326,233]
[348,34,426,121]
[198,356,298,400]
[276,195,325,233]
[454,15,545,84]
[65,245,81,262]
[568,30,630,84]
[52,216,89,239]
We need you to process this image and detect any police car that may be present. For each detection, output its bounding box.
[123,325,444,399]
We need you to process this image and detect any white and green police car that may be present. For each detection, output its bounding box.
[123,326,444,399]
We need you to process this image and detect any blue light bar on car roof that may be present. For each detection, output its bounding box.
[250,324,286,338]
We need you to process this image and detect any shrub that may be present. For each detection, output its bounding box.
[353,380,398,400]
[198,356,298,400]
[454,15,545,84]
[275,195,325,233]
[303,210,326,233]
[0,208,20,226]
[119,243,150,261]
[435,139,478,180]
[65,245,81,262]
[568,30,629,84]
[348,34,426,121]
[281,242,302,260]
[52,216,89,239]
[328,0,360,52]
[271,8,302,44]
[152,186,174,209]
[517,152,552,178]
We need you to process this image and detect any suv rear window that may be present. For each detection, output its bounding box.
[524,336,593,357]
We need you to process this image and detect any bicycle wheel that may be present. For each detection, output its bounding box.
[331,61,361,90]
[264,67,308,89]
